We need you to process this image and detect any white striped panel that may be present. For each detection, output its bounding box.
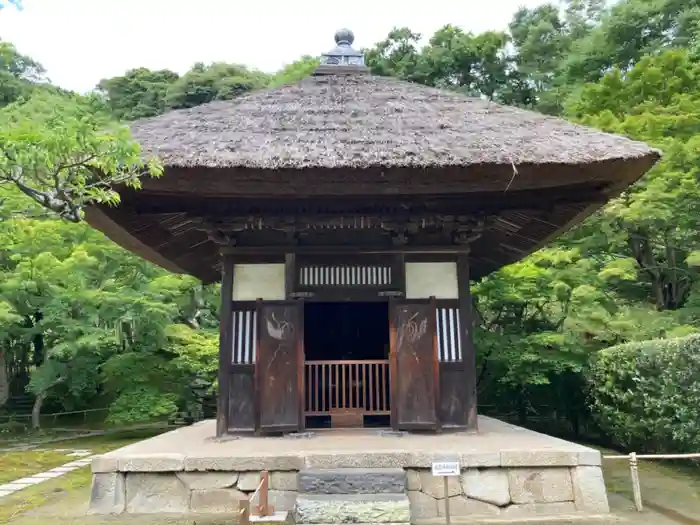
[232,309,257,364]
[436,307,462,362]
[298,265,392,286]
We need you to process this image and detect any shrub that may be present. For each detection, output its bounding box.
[587,333,700,453]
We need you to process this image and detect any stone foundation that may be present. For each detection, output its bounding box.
[90,464,608,520]
[90,469,298,515]
[87,418,612,522]
[406,465,608,520]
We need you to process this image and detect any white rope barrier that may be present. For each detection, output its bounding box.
[602,451,700,511]
[604,453,700,460]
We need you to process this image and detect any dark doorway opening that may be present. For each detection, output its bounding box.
[303,301,391,429]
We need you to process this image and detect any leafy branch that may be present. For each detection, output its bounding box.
[0,91,162,222]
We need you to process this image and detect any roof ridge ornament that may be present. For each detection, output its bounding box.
[313,28,369,76]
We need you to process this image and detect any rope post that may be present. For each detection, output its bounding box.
[629,452,643,511]
[239,499,250,525]
[257,470,271,517]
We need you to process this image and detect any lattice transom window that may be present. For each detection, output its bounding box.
[299,264,393,287]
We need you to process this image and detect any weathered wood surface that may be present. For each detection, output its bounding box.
[225,301,258,433]
[439,362,468,427]
[256,302,303,433]
[216,254,234,437]
[391,300,440,430]
[139,165,621,196]
[228,364,256,432]
[99,181,602,284]
[457,255,478,431]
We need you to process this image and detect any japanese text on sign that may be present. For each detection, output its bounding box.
[431,460,460,476]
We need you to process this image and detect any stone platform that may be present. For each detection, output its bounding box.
[89,417,612,523]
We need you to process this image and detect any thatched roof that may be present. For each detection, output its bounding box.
[129,74,658,171]
[85,30,661,285]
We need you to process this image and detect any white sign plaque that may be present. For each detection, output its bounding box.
[431,460,460,477]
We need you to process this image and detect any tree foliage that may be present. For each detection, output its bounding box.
[0,195,220,425]
[164,62,269,110]
[97,68,179,121]
[566,49,700,311]
[0,40,46,108]
[95,57,319,122]
[364,26,535,107]
[1,92,163,222]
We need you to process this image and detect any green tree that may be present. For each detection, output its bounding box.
[0,90,162,222]
[564,0,606,40]
[364,27,423,81]
[562,0,700,84]
[164,62,270,110]
[269,56,320,87]
[565,49,700,311]
[507,0,605,114]
[0,40,45,107]
[97,68,179,121]
[365,25,535,106]
[510,4,569,92]
[0,193,220,424]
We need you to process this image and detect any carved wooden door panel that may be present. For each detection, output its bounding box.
[256,301,304,433]
[390,299,440,430]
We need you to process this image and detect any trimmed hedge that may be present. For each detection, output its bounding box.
[587,333,700,453]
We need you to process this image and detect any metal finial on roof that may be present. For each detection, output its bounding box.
[314,28,368,75]
[334,28,355,46]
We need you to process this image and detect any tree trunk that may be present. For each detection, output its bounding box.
[0,353,9,409]
[31,391,47,429]
[628,233,666,310]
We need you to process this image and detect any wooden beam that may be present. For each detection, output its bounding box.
[217,254,235,437]
[457,254,478,432]
[220,245,473,255]
[123,181,610,216]
[136,163,626,198]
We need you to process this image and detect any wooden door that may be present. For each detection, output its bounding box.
[390,299,440,430]
[256,301,304,433]
[227,302,257,433]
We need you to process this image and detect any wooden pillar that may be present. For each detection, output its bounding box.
[284,253,296,298]
[216,254,235,437]
[457,253,478,431]
[394,253,406,295]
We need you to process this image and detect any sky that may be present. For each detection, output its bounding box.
[1,0,546,94]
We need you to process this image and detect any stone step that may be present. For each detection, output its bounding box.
[295,494,411,524]
[298,468,406,494]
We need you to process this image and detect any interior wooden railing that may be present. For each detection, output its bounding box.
[304,360,390,416]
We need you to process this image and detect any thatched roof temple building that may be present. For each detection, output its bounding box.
[86,29,659,436]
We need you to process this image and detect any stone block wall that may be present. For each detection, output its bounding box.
[406,465,609,520]
[89,470,298,515]
[89,453,609,521]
